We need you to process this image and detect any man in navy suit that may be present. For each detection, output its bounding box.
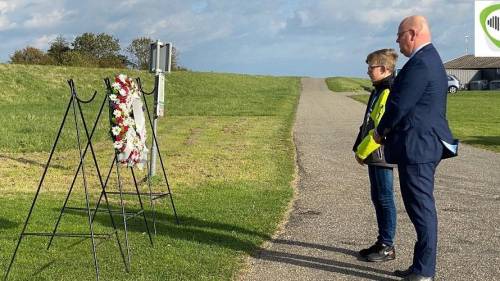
[374,15,458,281]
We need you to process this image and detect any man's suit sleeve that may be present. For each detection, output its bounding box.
[376,59,428,137]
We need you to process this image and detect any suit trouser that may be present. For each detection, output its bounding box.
[398,161,439,277]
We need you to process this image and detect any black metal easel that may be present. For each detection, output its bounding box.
[135,77,179,229]
[3,77,180,281]
[3,80,130,281]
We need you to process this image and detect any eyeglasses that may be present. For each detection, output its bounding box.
[397,29,411,39]
[367,65,383,70]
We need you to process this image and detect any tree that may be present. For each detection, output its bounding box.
[60,51,98,67]
[47,35,70,65]
[72,32,124,67]
[98,54,130,68]
[126,37,153,70]
[126,37,186,71]
[10,46,52,65]
[73,32,121,58]
[171,46,180,71]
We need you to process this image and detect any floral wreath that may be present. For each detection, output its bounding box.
[109,74,148,169]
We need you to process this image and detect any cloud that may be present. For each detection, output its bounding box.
[0,1,17,14]
[0,0,475,77]
[24,9,70,28]
[31,34,57,50]
[0,15,15,30]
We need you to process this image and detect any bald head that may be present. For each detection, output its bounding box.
[397,15,432,57]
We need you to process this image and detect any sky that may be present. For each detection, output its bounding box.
[0,0,473,77]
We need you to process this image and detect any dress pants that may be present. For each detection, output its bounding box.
[397,161,439,278]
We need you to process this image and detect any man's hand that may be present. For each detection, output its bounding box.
[373,129,383,144]
[355,154,364,166]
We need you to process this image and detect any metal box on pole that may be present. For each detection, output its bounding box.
[148,41,172,177]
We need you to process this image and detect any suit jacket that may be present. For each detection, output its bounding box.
[376,44,458,164]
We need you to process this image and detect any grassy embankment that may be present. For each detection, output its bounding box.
[325,76,372,93]
[326,77,500,153]
[0,64,300,280]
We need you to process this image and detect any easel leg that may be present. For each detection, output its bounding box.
[145,161,158,235]
[115,157,131,270]
[4,95,73,281]
[130,168,154,245]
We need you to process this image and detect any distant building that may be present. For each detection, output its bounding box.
[444,55,500,89]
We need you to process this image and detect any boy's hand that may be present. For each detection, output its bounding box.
[355,155,364,166]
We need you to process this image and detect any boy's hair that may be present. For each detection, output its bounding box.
[366,48,398,72]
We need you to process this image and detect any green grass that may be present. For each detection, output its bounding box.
[447,91,500,152]
[0,64,300,280]
[348,90,500,152]
[325,76,372,92]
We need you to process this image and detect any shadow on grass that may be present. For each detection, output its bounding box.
[56,207,271,255]
[0,218,19,230]
[461,136,500,150]
[0,154,68,170]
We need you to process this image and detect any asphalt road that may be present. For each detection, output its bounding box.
[240,78,500,281]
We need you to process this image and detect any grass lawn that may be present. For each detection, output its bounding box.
[348,90,500,153]
[0,64,300,280]
[325,76,371,93]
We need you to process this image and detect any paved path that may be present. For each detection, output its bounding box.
[241,78,500,280]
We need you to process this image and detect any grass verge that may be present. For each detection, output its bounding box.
[348,91,500,152]
[0,64,300,280]
[325,76,372,92]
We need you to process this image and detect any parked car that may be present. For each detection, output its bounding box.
[447,75,460,94]
[489,80,500,90]
[469,80,489,90]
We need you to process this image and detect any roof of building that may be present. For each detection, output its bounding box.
[444,55,500,69]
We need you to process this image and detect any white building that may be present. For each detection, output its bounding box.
[444,55,500,90]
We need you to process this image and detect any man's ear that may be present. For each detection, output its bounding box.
[409,29,417,40]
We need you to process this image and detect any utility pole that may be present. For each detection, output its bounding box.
[149,41,172,177]
[465,35,470,55]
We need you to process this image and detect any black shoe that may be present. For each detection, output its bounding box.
[359,242,381,257]
[394,267,412,277]
[359,242,395,262]
[403,273,434,281]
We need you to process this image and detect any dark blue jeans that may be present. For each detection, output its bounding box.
[368,165,396,246]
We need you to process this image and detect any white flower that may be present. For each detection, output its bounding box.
[112,126,121,136]
[118,74,127,83]
[113,140,123,149]
[123,117,135,127]
[111,74,148,169]
[119,103,128,111]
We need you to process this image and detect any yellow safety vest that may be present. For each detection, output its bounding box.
[355,89,390,160]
